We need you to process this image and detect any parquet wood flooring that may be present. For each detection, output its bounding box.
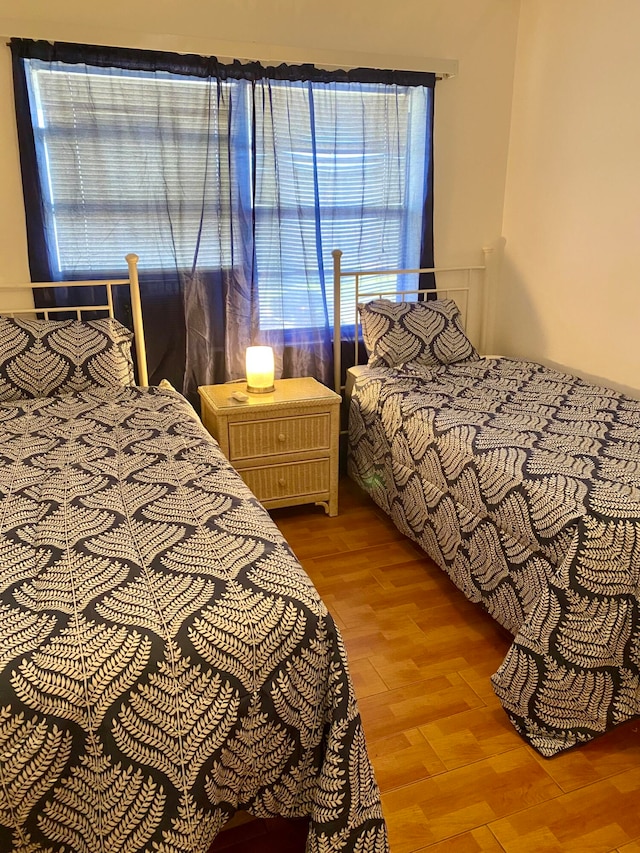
[268,477,640,853]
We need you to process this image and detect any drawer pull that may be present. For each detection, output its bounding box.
[278,478,286,486]
[278,433,286,442]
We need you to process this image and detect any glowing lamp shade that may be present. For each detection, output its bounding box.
[246,346,275,394]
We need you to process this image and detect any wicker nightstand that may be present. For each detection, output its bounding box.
[198,377,341,516]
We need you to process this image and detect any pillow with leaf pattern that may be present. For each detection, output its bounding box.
[0,316,135,401]
[359,298,479,369]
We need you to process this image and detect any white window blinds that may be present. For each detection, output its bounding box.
[25,59,430,330]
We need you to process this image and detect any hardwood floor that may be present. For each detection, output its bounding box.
[267,476,640,853]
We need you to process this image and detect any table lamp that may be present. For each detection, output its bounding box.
[246,345,275,394]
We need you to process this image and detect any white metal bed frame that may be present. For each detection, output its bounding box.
[0,253,149,386]
[331,240,504,395]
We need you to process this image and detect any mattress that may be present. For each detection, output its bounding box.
[0,385,387,852]
[345,365,369,401]
[349,356,640,756]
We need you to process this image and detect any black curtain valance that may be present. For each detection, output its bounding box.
[10,37,436,88]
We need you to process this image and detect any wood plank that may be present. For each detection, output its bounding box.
[419,705,522,769]
[489,766,640,852]
[382,749,561,853]
[420,826,507,852]
[368,727,447,791]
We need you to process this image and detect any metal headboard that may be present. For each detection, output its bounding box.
[0,253,148,386]
[332,241,505,395]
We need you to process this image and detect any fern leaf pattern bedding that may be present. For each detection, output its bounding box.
[349,357,640,757]
[0,385,387,853]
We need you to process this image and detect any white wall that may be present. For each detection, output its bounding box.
[0,0,520,283]
[499,0,640,395]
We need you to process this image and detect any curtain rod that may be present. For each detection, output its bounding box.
[215,54,457,79]
[6,39,457,80]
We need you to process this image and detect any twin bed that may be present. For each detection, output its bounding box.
[333,245,640,758]
[0,258,387,853]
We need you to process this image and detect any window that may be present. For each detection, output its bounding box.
[22,56,432,331]
[254,83,429,329]
[25,63,238,273]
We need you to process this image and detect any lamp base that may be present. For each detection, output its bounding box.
[246,383,275,394]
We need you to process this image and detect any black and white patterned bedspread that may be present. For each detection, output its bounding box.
[349,357,640,757]
[0,386,387,853]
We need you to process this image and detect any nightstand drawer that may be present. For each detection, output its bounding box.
[240,459,329,501]
[228,413,331,461]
